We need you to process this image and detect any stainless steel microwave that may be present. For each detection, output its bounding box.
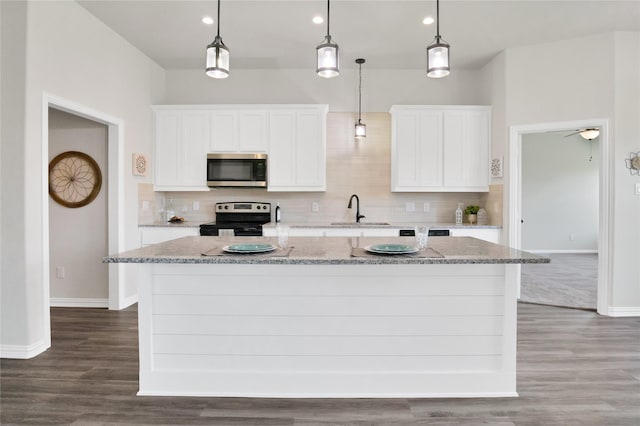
[206,153,267,188]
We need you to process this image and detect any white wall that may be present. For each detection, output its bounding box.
[1,0,165,357]
[165,68,486,111]
[482,31,640,312]
[521,132,599,252]
[48,108,109,304]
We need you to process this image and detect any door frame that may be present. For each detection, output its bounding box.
[508,119,611,315]
[42,93,126,326]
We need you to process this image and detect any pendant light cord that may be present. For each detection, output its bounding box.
[436,0,440,40]
[327,0,331,38]
[217,0,221,38]
[358,62,362,121]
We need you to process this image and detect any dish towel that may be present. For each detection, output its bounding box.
[350,247,443,258]
[202,246,294,258]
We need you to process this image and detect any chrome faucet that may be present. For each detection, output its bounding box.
[347,194,365,223]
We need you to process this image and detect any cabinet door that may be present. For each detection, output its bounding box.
[443,110,490,190]
[210,111,237,152]
[268,111,296,188]
[295,110,325,190]
[181,111,208,186]
[392,109,442,191]
[238,111,268,152]
[154,111,181,187]
[268,108,326,192]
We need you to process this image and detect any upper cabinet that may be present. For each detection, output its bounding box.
[210,110,268,152]
[268,106,327,192]
[154,109,209,191]
[153,105,327,192]
[390,105,491,192]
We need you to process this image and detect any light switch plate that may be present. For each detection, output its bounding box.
[635,183,640,195]
[312,202,319,212]
[423,202,431,212]
[56,266,65,279]
[193,201,200,211]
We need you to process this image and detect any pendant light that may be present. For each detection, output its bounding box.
[316,0,339,78]
[205,0,229,79]
[426,0,450,78]
[355,58,366,139]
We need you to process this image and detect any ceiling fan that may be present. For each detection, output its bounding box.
[546,127,600,162]
[547,127,600,140]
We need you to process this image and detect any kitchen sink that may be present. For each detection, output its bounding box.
[330,222,391,226]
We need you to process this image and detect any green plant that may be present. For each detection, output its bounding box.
[464,205,480,215]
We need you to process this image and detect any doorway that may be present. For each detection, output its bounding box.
[41,94,127,349]
[48,108,109,307]
[508,119,611,315]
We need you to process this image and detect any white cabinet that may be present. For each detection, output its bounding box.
[390,106,490,192]
[450,228,501,244]
[154,110,209,191]
[139,227,199,247]
[210,110,268,152]
[268,106,327,192]
[153,105,326,192]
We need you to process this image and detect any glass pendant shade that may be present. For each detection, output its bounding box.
[206,36,230,79]
[317,36,339,78]
[355,120,366,139]
[427,37,450,78]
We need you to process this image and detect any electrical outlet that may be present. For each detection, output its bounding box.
[56,266,65,279]
[142,200,150,211]
[193,201,200,211]
[405,202,416,212]
[569,233,575,241]
[635,183,640,196]
[311,202,319,212]
[423,202,431,212]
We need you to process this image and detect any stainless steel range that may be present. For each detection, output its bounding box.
[199,202,271,236]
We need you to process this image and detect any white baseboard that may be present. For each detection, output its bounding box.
[0,339,49,359]
[606,306,640,317]
[526,249,598,254]
[50,297,108,308]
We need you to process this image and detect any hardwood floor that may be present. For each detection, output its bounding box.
[521,253,598,310]
[1,303,639,425]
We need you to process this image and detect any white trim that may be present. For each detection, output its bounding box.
[0,339,50,359]
[508,119,611,315]
[42,92,128,354]
[526,250,599,254]
[137,390,519,399]
[49,298,109,308]
[120,293,138,310]
[606,307,640,317]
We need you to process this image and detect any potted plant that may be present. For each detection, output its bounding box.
[464,205,480,224]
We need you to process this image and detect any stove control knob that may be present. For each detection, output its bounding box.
[224,205,229,210]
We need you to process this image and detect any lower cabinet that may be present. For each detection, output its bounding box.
[139,227,199,248]
[450,228,501,244]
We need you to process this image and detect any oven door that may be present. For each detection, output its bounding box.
[207,153,267,188]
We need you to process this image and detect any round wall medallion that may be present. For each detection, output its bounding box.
[626,151,640,176]
[49,151,103,208]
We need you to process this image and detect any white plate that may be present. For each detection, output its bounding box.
[222,243,276,254]
[364,244,418,255]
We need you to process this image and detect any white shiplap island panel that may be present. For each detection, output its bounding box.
[107,236,548,398]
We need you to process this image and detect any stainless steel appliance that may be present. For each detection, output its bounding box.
[206,153,267,188]
[199,202,271,236]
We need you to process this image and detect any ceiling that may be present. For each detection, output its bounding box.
[77,0,640,71]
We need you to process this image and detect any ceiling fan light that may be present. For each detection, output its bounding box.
[206,36,230,79]
[580,129,600,140]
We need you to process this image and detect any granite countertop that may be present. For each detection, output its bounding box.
[139,221,501,230]
[105,236,546,265]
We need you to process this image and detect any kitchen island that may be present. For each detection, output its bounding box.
[105,236,548,398]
